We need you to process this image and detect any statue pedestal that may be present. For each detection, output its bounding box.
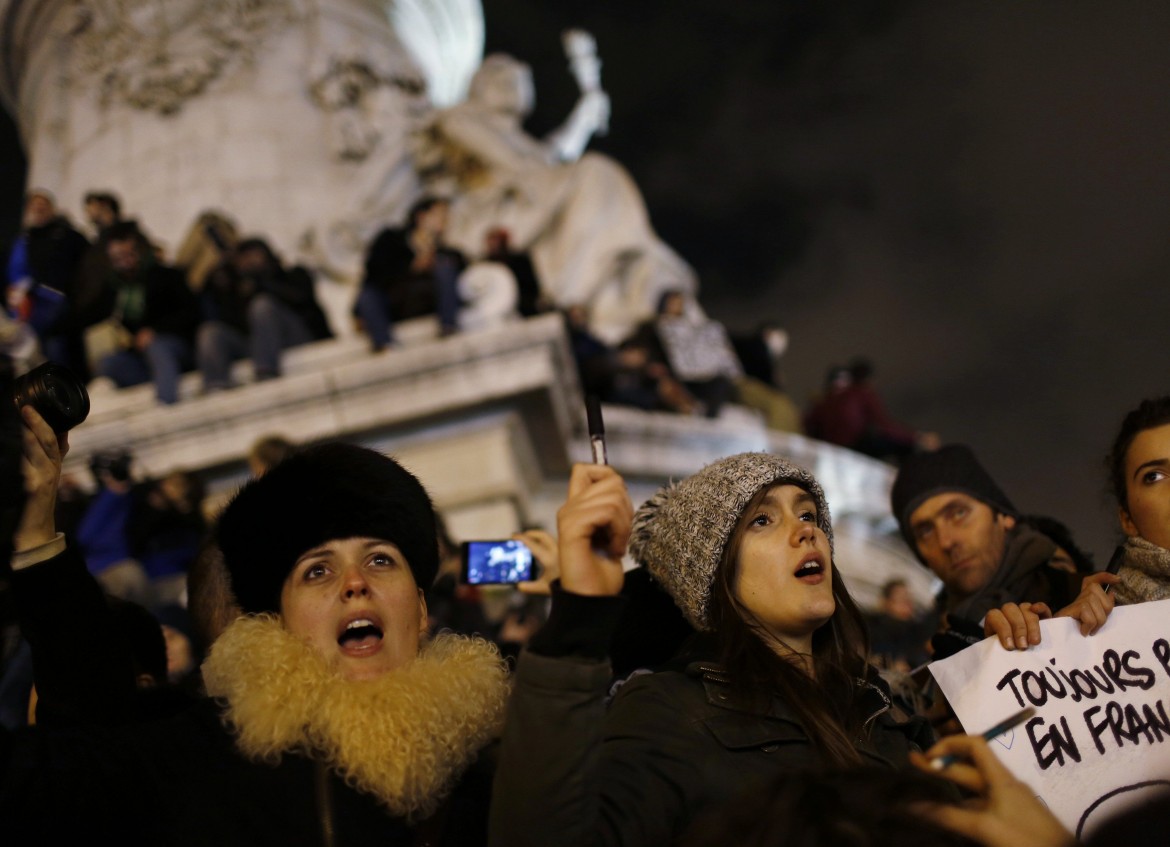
[68,313,578,538]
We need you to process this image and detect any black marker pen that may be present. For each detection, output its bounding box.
[586,395,608,466]
[1102,544,1125,595]
[930,706,1036,770]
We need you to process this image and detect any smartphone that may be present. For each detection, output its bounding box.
[461,539,536,585]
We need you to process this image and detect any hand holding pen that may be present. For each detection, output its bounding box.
[911,722,1075,847]
[928,707,1034,771]
[553,397,630,597]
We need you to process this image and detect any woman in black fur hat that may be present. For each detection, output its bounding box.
[2,406,508,845]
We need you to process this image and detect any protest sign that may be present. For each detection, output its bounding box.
[930,599,1170,840]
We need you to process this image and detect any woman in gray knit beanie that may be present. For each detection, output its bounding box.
[625,452,875,762]
[492,455,933,847]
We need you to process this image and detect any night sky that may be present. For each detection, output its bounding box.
[3,1,1169,557]
[483,0,1170,558]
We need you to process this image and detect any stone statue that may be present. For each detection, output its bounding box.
[2,2,693,340]
[422,44,696,344]
[0,0,463,287]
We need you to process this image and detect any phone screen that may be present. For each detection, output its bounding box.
[461,540,535,585]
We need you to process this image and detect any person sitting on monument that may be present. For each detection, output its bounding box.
[805,360,940,461]
[730,322,803,434]
[3,407,510,843]
[564,304,691,413]
[354,197,466,349]
[634,289,740,418]
[4,189,91,378]
[87,222,200,405]
[196,237,332,390]
[482,227,544,318]
[73,192,125,348]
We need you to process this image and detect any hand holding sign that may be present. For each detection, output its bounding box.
[1055,571,1119,636]
[931,599,1170,840]
[985,601,1053,650]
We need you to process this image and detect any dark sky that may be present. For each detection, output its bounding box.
[484,0,1170,558]
[4,1,1169,556]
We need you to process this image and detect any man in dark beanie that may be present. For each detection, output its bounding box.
[890,444,1082,650]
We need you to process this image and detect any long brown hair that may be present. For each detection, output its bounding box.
[709,486,872,767]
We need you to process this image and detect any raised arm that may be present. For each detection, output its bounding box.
[11,407,137,726]
[491,463,654,847]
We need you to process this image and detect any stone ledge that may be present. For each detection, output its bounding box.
[66,313,579,485]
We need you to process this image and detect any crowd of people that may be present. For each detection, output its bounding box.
[3,189,335,404]
[3,186,1170,845]
[3,339,1169,842]
[6,188,938,458]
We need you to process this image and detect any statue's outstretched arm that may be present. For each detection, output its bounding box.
[544,90,611,163]
[437,107,556,170]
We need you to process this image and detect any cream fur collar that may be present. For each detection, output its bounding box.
[202,616,510,819]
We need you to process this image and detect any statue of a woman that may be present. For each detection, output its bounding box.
[428,52,696,344]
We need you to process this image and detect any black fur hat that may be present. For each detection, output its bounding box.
[216,442,438,614]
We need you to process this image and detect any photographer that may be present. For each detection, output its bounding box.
[6,406,138,730]
[75,448,149,606]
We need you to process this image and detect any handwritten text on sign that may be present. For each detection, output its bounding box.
[930,599,1170,839]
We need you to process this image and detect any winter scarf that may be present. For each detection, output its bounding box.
[945,523,1056,623]
[202,616,510,820]
[1113,535,1170,606]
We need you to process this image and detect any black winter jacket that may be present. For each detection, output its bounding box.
[489,592,935,847]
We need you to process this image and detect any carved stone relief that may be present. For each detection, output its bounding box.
[307,56,426,162]
[68,0,296,114]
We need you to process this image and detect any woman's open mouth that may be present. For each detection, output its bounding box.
[337,616,384,656]
[794,554,826,583]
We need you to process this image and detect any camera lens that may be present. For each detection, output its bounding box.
[11,362,91,433]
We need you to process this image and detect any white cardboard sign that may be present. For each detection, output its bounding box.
[929,599,1170,840]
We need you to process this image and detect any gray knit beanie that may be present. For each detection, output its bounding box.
[628,452,833,631]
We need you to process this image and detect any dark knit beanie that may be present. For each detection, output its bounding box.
[216,442,438,614]
[890,444,1017,560]
[628,452,832,631]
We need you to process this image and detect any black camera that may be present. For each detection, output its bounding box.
[11,362,91,434]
